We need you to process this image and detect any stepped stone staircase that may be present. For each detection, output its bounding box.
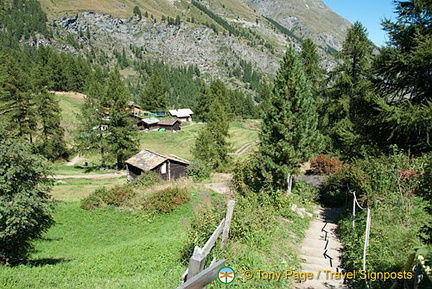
[294,207,350,289]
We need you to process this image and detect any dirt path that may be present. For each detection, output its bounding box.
[294,207,349,289]
[66,155,84,166]
[53,172,127,179]
[228,141,258,155]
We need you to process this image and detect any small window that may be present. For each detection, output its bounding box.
[161,163,167,174]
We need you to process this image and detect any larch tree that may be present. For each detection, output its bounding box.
[79,67,110,167]
[193,82,231,170]
[0,52,37,143]
[323,22,376,158]
[139,71,167,111]
[258,45,322,191]
[373,0,432,154]
[105,68,138,169]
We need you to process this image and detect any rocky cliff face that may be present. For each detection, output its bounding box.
[47,0,351,83]
[54,12,280,81]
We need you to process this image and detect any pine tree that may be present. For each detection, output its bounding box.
[372,0,432,154]
[193,83,212,121]
[0,52,37,143]
[300,38,324,99]
[258,46,322,191]
[193,97,230,170]
[133,6,142,20]
[34,91,67,161]
[139,71,167,111]
[31,64,68,160]
[324,22,376,158]
[78,67,110,167]
[104,68,138,169]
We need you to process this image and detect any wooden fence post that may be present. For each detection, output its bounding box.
[286,173,292,195]
[177,259,226,289]
[221,200,235,248]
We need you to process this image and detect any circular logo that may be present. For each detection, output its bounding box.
[218,266,236,284]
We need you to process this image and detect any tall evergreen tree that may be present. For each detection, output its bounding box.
[105,68,138,169]
[301,38,324,99]
[0,52,37,143]
[31,64,68,160]
[193,83,212,121]
[323,22,376,158]
[139,71,167,111]
[257,46,322,191]
[373,0,432,154]
[78,67,110,167]
[193,97,230,170]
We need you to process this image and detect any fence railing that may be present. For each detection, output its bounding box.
[176,200,235,289]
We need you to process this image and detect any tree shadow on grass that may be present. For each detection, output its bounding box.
[25,257,71,267]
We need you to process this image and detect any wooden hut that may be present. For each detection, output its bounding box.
[158,119,181,132]
[125,149,189,182]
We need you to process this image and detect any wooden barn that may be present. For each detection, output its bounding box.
[125,149,189,182]
[136,117,160,130]
[158,119,181,132]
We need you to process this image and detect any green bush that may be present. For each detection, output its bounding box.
[180,193,225,264]
[143,187,190,214]
[80,191,103,210]
[131,171,161,188]
[80,186,136,209]
[187,161,210,182]
[331,152,432,288]
[0,133,55,265]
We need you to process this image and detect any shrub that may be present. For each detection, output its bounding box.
[143,187,190,214]
[187,161,210,182]
[331,152,432,288]
[131,171,161,187]
[0,133,55,265]
[80,186,136,209]
[80,191,103,210]
[180,193,225,263]
[101,186,136,206]
[310,154,343,175]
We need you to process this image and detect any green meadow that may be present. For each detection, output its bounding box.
[0,201,192,288]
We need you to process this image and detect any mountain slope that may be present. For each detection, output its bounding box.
[39,0,352,86]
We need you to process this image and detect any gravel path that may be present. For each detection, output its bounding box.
[294,207,350,289]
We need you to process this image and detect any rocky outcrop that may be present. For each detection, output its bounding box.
[48,0,351,81]
[53,12,280,80]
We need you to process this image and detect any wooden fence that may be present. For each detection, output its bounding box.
[176,200,235,289]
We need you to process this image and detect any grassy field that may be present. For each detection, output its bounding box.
[0,201,191,288]
[55,92,84,145]
[138,121,259,161]
[51,177,127,202]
